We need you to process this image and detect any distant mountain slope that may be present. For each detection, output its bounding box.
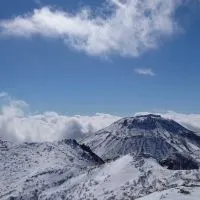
[83,114,200,170]
[0,139,103,200]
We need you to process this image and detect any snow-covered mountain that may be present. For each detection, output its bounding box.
[1,114,200,200]
[83,114,200,170]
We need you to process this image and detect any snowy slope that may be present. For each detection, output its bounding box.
[4,154,198,200]
[0,139,103,200]
[83,114,200,169]
[2,151,199,200]
[69,155,200,200]
[137,187,200,200]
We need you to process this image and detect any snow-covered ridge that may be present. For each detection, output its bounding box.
[0,139,103,199]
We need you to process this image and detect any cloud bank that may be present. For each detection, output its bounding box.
[0,95,120,143]
[0,0,183,57]
[1,94,200,143]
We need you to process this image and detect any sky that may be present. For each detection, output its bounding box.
[0,0,200,116]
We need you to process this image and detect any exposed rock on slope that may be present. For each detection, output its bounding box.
[83,114,200,170]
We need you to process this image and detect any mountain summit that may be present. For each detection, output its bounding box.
[83,114,200,170]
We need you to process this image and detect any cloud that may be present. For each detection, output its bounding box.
[0,0,183,57]
[0,94,120,143]
[134,68,155,76]
[0,92,8,98]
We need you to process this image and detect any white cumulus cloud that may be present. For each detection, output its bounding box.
[0,0,184,57]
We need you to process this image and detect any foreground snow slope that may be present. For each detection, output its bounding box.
[83,114,200,169]
[58,155,200,200]
[0,139,103,200]
[1,114,200,200]
[1,146,200,200]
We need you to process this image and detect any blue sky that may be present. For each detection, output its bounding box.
[0,0,200,115]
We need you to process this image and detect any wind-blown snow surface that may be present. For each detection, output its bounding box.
[1,114,200,200]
